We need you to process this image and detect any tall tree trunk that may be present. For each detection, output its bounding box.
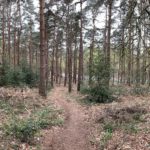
[106,0,113,87]
[142,20,147,85]
[113,53,115,85]
[103,5,108,60]
[131,42,134,84]
[119,12,125,84]
[29,23,32,69]
[51,21,56,88]
[64,48,68,87]
[89,11,96,85]
[136,39,141,87]
[127,22,132,86]
[45,23,49,89]
[127,0,133,86]
[59,49,62,84]
[2,5,5,64]
[73,37,77,84]
[39,0,46,97]
[7,3,11,64]
[14,21,17,68]
[77,0,83,91]
[66,5,72,92]
[55,34,59,84]
[68,38,72,92]
[16,0,22,66]
[64,16,68,87]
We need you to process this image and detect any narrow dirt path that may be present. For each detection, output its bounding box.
[41,86,93,150]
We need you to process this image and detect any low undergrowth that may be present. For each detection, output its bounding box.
[97,105,148,149]
[3,107,63,143]
[130,86,150,96]
[80,85,115,104]
[0,88,63,149]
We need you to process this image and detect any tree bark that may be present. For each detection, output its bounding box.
[39,0,46,97]
[106,0,113,87]
[77,0,83,91]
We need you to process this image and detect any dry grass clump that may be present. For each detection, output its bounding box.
[97,105,147,124]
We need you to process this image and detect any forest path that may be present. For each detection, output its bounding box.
[41,86,94,150]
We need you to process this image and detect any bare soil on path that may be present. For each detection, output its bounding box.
[41,86,94,150]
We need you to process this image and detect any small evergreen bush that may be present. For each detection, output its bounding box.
[0,62,38,87]
[83,53,114,103]
[88,85,114,103]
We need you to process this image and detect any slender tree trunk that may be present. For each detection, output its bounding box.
[127,22,132,86]
[73,38,77,84]
[148,51,150,86]
[29,24,32,69]
[64,49,68,87]
[103,5,108,60]
[89,12,96,85]
[142,22,147,85]
[7,3,11,64]
[59,49,62,84]
[64,16,68,87]
[2,5,5,64]
[45,24,49,89]
[51,20,56,88]
[66,5,72,92]
[127,0,134,86]
[55,35,59,84]
[119,11,125,84]
[113,53,115,85]
[77,0,83,91]
[131,42,134,84]
[14,22,17,68]
[68,37,72,92]
[51,47,55,87]
[106,0,113,87]
[39,0,46,97]
[16,0,22,66]
[136,38,141,87]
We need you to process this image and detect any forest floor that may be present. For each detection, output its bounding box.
[0,85,150,150]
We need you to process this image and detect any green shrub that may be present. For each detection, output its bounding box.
[3,107,63,143]
[82,85,114,103]
[5,118,39,143]
[0,62,38,87]
[85,53,114,103]
[89,85,114,103]
[80,85,90,94]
